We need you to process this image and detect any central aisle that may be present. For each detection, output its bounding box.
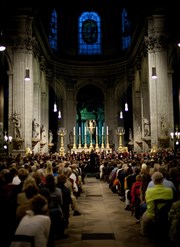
[55,176,155,247]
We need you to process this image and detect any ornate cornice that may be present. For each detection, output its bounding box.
[11,37,35,50]
[144,35,168,51]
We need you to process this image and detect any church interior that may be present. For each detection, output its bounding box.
[0,0,180,157]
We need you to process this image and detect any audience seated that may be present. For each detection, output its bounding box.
[45,174,68,240]
[140,171,173,238]
[131,174,142,223]
[56,173,72,228]
[10,194,51,247]
[168,199,180,247]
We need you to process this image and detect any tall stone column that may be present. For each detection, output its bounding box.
[145,15,174,149]
[133,78,142,153]
[41,91,48,153]
[65,81,76,151]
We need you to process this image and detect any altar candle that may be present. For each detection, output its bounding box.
[73,127,75,135]
[96,127,98,135]
[85,126,87,135]
[79,127,81,135]
[102,126,104,135]
[106,126,108,135]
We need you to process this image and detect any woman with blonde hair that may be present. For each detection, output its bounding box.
[45,161,53,176]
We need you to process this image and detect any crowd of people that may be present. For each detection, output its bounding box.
[100,149,180,247]
[0,153,83,247]
[0,148,179,247]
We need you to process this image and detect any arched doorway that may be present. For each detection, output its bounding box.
[76,85,104,147]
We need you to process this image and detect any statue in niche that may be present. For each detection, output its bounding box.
[160,116,168,136]
[129,128,133,141]
[143,117,150,137]
[49,130,53,144]
[32,118,39,138]
[136,123,142,142]
[40,124,46,141]
[12,112,21,139]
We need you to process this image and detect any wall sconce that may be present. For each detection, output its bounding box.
[0,31,6,51]
[152,67,157,79]
[24,68,30,81]
[58,110,61,119]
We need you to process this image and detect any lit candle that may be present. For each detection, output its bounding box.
[102,126,104,135]
[79,127,81,135]
[96,127,98,135]
[73,127,75,135]
[106,126,108,135]
[85,126,87,135]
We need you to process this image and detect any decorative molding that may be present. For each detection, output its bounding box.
[144,35,169,51]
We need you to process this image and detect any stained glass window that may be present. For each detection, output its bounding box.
[122,8,131,50]
[78,12,102,55]
[49,9,58,51]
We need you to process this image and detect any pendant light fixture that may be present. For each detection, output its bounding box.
[0,31,6,51]
[53,103,57,112]
[124,62,128,111]
[24,18,31,81]
[151,52,157,79]
[53,65,57,112]
[120,111,123,119]
[58,110,61,119]
[125,102,128,111]
[25,68,30,81]
[152,67,157,79]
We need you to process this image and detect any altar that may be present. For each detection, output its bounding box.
[70,146,112,154]
[70,123,112,154]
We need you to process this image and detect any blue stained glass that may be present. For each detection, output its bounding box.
[49,9,58,51]
[78,12,102,55]
[122,8,131,50]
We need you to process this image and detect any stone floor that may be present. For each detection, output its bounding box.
[55,176,155,247]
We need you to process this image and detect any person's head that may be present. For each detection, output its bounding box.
[57,174,67,185]
[158,167,168,178]
[136,174,142,181]
[18,168,29,182]
[152,171,164,185]
[22,177,39,198]
[63,167,72,177]
[141,163,147,170]
[45,174,55,191]
[32,171,43,185]
[30,194,48,215]
[45,161,53,175]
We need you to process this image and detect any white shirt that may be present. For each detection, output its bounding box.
[10,211,51,247]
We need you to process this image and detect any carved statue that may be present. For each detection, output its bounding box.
[32,118,39,138]
[143,117,150,137]
[12,112,21,139]
[129,128,133,141]
[88,120,96,134]
[160,116,168,136]
[49,130,53,143]
[40,124,46,141]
